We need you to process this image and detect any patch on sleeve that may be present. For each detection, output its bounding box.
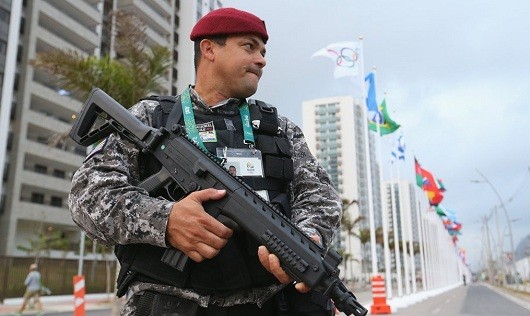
[84,139,108,162]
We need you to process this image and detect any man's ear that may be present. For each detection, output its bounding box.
[200,39,216,62]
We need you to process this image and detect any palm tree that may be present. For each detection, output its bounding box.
[31,10,171,107]
[359,228,371,276]
[340,199,364,283]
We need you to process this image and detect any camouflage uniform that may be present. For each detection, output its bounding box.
[69,91,341,315]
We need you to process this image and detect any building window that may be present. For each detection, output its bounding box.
[34,164,47,174]
[0,194,5,215]
[31,193,44,204]
[0,8,8,23]
[2,163,8,181]
[50,196,63,207]
[52,169,65,178]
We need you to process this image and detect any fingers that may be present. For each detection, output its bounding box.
[294,282,311,293]
[192,188,226,202]
[258,243,313,293]
[189,189,232,239]
[258,246,293,284]
[165,189,233,262]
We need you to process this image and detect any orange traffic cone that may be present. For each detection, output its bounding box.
[370,275,391,314]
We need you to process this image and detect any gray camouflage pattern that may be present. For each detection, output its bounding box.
[69,94,341,310]
[121,281,287,315]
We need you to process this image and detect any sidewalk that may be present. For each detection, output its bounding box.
[0,293,119,315]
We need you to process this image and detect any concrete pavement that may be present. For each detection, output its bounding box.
[0,294,122,315]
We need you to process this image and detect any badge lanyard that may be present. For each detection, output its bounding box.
[180,88,255,151]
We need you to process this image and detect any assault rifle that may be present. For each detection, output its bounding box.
[69,88,368,316]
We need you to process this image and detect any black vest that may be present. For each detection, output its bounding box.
[115,95,294,296]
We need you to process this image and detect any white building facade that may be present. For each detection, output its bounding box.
[0,0,223,258]
[302,95,382,282]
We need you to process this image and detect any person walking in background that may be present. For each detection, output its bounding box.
[17,263,43,315]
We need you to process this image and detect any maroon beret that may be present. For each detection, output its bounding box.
[190,8,268,43]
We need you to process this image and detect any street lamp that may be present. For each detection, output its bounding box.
[471,169,517,285]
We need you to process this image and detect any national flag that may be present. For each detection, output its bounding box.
[390,134,405,162]
[369,99,400,135]
[435,205,447,217]
[448,229,462,236]
[365,73,378,112]
[312,41,362,78]
[414,158,445,206]
[437,179,446,191]
[415,158,424,188]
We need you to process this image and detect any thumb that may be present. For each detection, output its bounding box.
[191,188,226,203]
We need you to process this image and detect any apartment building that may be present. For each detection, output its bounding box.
[383,179,420,290]
[0,0,223,258]
[302,95,382,280]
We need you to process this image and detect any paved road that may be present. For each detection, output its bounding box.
[393,284,530,316]
[3,283,529,316]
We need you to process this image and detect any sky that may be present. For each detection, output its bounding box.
[223,0,530,271]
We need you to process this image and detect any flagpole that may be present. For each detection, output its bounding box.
[359,36,378,277]
[416,195,427,291]
[389,162,403,297]
[398,134,417,294]
[423,211,433,289]
[397,165,411,295]
[374,77,393,297]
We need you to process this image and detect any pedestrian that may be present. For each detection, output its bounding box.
[69,7,341,316]
[17,263,43,315]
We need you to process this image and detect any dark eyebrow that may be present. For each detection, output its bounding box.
[248,37,267,56]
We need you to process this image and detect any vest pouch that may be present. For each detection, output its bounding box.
[115,244,189,290]
[189,234,254,293]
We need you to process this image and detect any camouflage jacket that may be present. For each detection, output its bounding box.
[68,93,341,310]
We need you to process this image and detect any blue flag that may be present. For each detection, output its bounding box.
[365,73,382,123]
[391,134,405,162]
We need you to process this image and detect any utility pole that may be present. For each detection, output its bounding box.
[483,214,495,283]
[472,169,517,287]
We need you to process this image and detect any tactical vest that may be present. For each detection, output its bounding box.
[115,95,294,296]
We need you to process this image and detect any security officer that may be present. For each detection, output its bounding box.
[69,7,341,316]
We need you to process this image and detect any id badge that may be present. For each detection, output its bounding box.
[216,147,270,201]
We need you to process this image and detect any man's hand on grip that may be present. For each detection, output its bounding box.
[165,189,233,262]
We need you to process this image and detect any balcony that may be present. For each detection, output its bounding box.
[20,170,72,193]
[39,2,100,52]
[23,139,84,168]
[15,201,74,226]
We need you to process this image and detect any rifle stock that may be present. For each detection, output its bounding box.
[70,88,368,316]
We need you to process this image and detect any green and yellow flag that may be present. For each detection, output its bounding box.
[369,99,400,135]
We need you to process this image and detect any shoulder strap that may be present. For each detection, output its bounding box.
[248,99,280,136]
[141,95,181,129]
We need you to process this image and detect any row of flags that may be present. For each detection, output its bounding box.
[313,40,464,249]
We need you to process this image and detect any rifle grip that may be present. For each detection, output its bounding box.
[138,168,172,194]
[161,248,189,272]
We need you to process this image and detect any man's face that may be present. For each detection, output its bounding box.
[213,34,267,99]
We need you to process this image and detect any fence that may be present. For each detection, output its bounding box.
[0,256,117,303]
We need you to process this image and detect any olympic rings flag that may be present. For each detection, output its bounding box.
[312,41,363,78]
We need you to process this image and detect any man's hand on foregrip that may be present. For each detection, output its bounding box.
[258,235,321,293]
[165,188,233,263]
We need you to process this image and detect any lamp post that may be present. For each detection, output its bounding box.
[471,169,517,286]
